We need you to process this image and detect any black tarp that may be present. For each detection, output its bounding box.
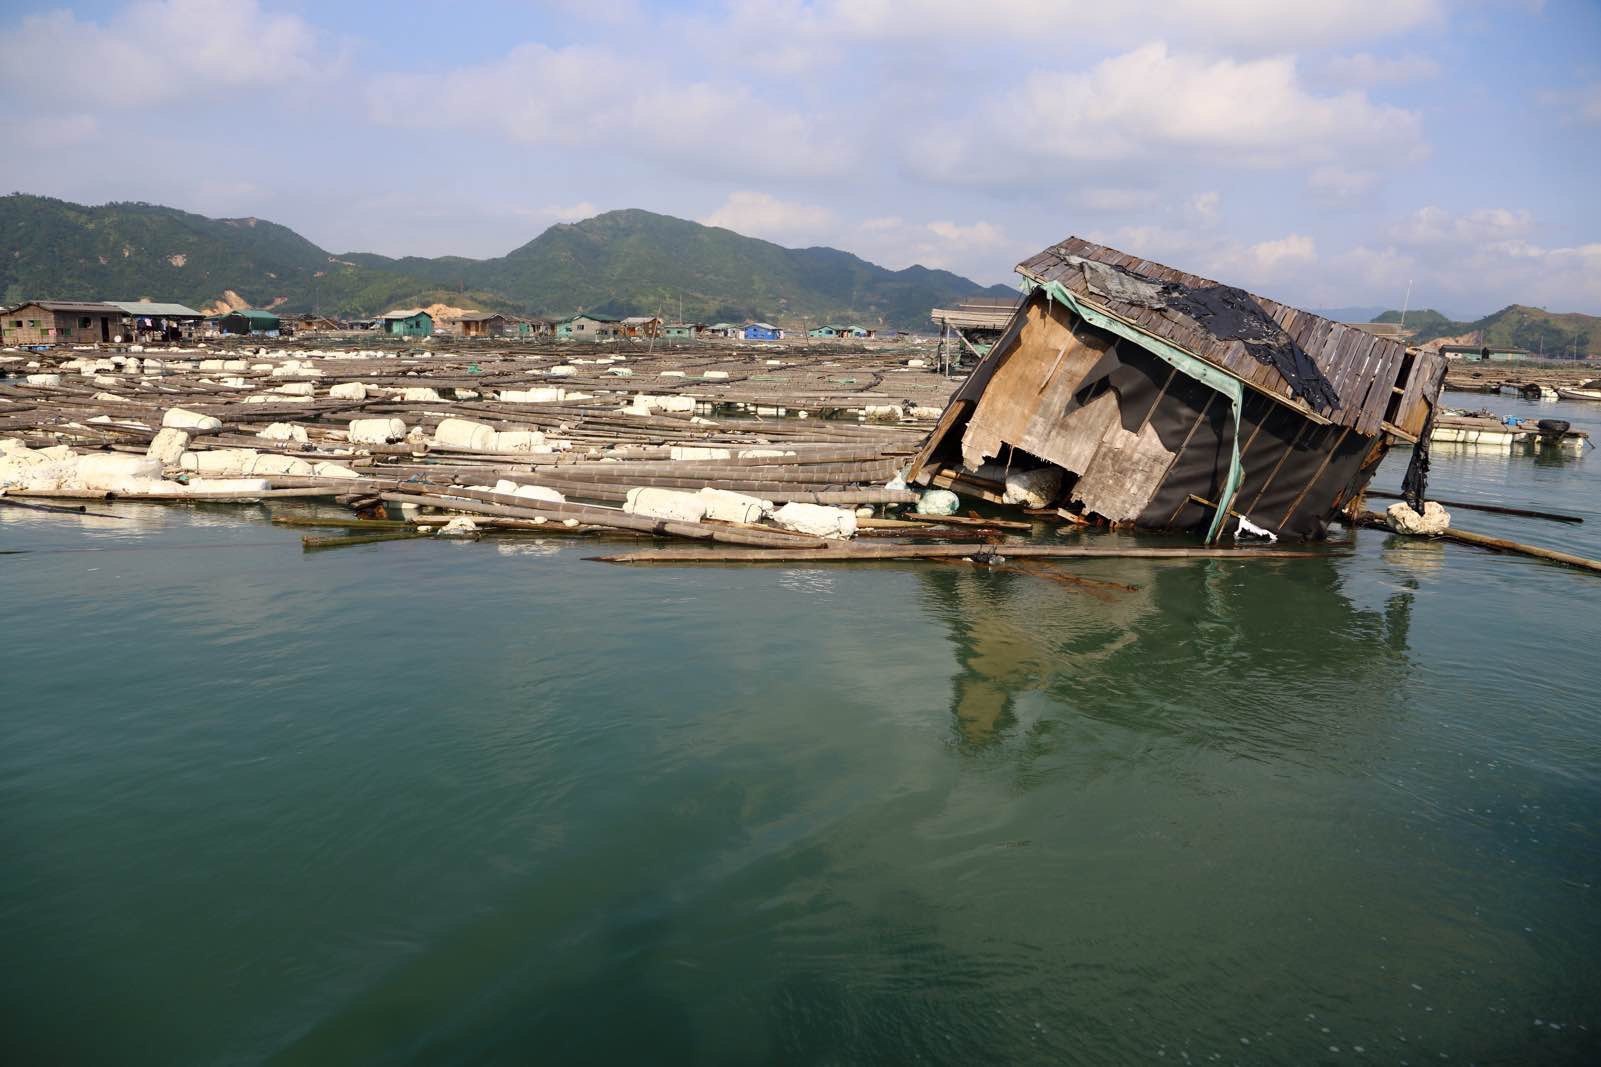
[1063,255,1342,413]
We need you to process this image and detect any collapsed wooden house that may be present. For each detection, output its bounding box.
[907,237,1447,541]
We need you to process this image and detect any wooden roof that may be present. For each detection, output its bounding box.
[1018,237,1442,437]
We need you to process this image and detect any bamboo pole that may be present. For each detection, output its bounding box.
[590,545,1345,564]
[1348,509,1601,576]
[379,490,829,549]
[302,531,433,550]
[1362,489,1583,525]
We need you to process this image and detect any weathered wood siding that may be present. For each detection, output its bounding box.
[0,304,117,345]
[912,287,1436,539]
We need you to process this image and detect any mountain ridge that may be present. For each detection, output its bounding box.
[0,195,1016,331]
[1375,304,1597,357]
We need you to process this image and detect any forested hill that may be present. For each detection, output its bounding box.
[0,195,1016,330]
[1375,304,1598,357]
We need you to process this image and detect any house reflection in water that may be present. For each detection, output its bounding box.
[919,555,1415,753]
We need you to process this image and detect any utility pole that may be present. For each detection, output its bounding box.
[1399,279,1413,330]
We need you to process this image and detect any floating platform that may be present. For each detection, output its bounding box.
[1431,413,1589,450]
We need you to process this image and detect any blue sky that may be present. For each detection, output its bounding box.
[2,0,1598,316]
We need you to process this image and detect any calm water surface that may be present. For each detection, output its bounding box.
[2,394,1599,1065]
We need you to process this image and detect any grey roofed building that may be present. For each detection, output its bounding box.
[106,301,205,318]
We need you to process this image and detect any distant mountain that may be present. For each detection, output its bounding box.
[1310,305,1388,323]
[0,195,1016,331]
[1375,304,1598,357]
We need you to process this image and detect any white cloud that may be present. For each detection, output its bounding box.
[931,44,1424,175]
[1077,187,1159,213]
[1538,83,1601,124]
[1308,166,1380,203]
[1238,233,1318,273]
[1390,206,1533,245]
[1075,222,1312,291]
[701,192,836,244]
[848,217,1014,275]
[1323,51,1442,86]
[926,220,1008,247]
[711,0,1443,63]
[1,0,327,109]
[1187,191,1222,226]
[1337,201,1601,314]
[514,202,601,226]
[367,44,842,179]
[14,114,100,149]
[700,197,1010,276]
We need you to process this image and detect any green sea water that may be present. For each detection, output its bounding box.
[2,394,1599,1065]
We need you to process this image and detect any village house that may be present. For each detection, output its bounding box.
[620,315,662,338]
[664,322,704,340]
[287,314,342,334]
[743,322,783,341]
[452,312,512,338]
[1,300,123,344]
[704,323,743,338]
[380,309,434,338]
[556,313,622,340]
[806,324,874,339]
[109,301,205,342]
[1439,343,1532,362]
[212,309,282,337]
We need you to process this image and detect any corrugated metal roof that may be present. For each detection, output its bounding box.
[16,300,124,314]
[380,308,431,320]
[213,308,281,323]
[107,301,204,317]
[454,312,505,322]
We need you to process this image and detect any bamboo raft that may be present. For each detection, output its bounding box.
[6,330,1598,580]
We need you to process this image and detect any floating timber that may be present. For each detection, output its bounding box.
[907,237,1448,542]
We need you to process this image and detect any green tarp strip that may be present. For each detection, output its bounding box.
[1028,279,1244,544]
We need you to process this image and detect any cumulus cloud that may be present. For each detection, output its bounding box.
[1349,205,1601,314]
[367,43,842,179]
[1322,51,1442,85]
[710,0,1443,61]
[926,44,1424,177]
[1078,187,1159,213]
[849,216,1014,275]
[1,0,328,109]
[1088,224,1317,290]
[701,192,837,244]
[1337,238,1601,315]
[1308,166,1380,203]
[1233,233,1318,273]
[1390,206,1533,246]
[1186,191,1222,226]
[1538,83,1601,124]
[14,114,100,149]
[515,202,601,226]
[698,197,1013,275]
